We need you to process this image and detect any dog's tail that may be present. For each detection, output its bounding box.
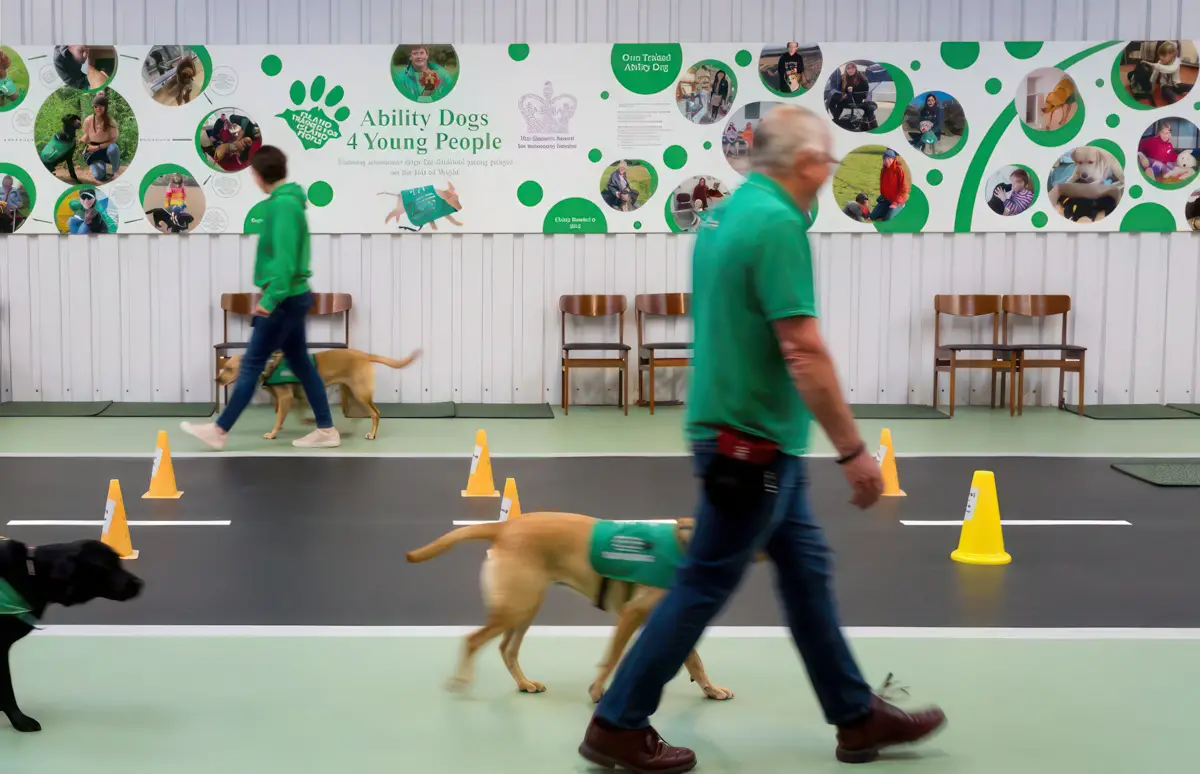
[406,521,503,563]
[367,349,421,370]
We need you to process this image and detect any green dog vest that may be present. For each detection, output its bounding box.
[588,521,683,589]
[400,185,459,228]
[40,134,75,164]
[0,577,36,627]
[264,355,318,386]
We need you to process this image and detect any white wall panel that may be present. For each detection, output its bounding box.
[1,0,1198,407]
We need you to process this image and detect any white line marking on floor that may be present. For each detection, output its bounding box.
[26,625,1200,640]
[900,519,1132,526]
[0,451,1195,460]
[451,519,676,526]
[6,520,231,527]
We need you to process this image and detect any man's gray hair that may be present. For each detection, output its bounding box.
[749,105,829,174]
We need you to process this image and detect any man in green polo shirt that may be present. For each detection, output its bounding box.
[579,105,947,772]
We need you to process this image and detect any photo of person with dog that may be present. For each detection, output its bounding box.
[54,186,118,235]
[33,86,138,185]
[0,46,30,112]
[1137,117,1199,187]
[674,60,736,125]
[1015,67,1078,132]
[197,107,263,173]
[1046,145,1125,223]
[141,45,207,106]
[1118,40,1197,108]
[983,164,1037,217]
[599,159,656,213]
[668,175,729,232]
[52,45,117,92]
[0,171,31,234]
[140,166,206,234]
[822,60,895,132]
[903,91,966,157]
[1187,189,1200,231]
[758,42,822,96]
[832,145,911,223]
[390,44,458,103]
[722,100,785,173]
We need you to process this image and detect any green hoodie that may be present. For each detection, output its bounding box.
[255,182,312,313]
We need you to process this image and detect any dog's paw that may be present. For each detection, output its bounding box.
[263,432,278,440]
[445,675,470,693]
[365,431,377,440]
[517,680,546,694]
[701,684,734,701]
[6,711,41,732]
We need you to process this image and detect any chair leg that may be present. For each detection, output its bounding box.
[562,363,569,415]
[1058,368,1066,410]
[1008,362,1016,417]
[932,368,938,410]
[637,366,644,406]
[623,356,629,416]
[648,358,656,415]
[948,363,956,418]
[1077,357,1085,415]
[989,370,997,409]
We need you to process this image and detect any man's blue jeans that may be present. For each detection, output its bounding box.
[216,291,333,432]
[595,444,874,728]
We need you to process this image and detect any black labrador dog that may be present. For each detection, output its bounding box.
[0,538,143,732]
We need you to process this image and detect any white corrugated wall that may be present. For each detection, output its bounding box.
[0,0,1197,409]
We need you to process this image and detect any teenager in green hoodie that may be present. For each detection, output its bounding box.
[181,146,340,450]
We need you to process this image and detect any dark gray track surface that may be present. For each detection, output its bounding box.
[0,456,1193,628]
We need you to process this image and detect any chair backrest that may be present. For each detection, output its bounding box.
[635,293,691,347]
[1001,294,1071,344]
[219,292,354,344]
[559,294,627,347]
[933,294,1001,348]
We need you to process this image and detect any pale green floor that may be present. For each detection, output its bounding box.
[4,636,1195,773]
[1,405,1198,456]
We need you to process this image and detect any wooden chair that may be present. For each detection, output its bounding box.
[560,294,630,415]
[932,294,1019,417]
[1000,294,1086,415]
[214,292,353,405]
[635,293,692,414]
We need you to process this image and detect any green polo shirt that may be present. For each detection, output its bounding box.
[685,172,817,455]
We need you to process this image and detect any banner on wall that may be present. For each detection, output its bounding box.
[1,41,1199,236]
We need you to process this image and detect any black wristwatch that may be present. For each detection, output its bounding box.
[836,443,866,465]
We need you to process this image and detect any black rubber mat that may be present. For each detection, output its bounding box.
[455,403,554,419]
[0,401,111,417]
[98,402,217,418]
[850,403,948,419]
[1111,462,1200,487]
[1166,403,1200,417]
[1064,404,1199,419]
[345,401,455,418]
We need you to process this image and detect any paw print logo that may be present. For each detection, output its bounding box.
[275,75,351,151]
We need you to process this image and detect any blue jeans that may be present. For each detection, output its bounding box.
[216,291,333,432]
[870,199,904,221]
[595,445,874,728]
[88,143,120,181]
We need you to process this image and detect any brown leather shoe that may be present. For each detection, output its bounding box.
[835,695,947,763]
[578,717,697,774]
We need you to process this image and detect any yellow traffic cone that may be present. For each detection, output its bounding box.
[875,428,906,497]
[101,480,139,560]
[143,430,184,499]
[461,429,500,497]
[951,471,1010,566]
[498,478,522,522]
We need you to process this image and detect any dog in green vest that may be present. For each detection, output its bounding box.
[407,512,738,703]
[39,113,83,184]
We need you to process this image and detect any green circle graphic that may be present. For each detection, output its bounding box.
[1031,211,1049,228]
[610,44,683,95]
[663,145,688,170]
[634,220,643,229]
[517,180,544,207]
[588,148,603,163]
[910,60,921,71]
[926,169,944,185]
[1129,185,1143,199]
[600,91,610,100]
[543,197,609,234]
[868,63,915,135]
[703,141,712,150]
[735,50,753,67]
[1095,78,1104,88]
[985,78,1003,95]
[1004,42,1044,60]
[1105,113,1120,128]
[244,199,270,234]
[308,181,334,207]
[1120,202,1177,232]
[508,44,530,62]
[0,162,36,229]
[940,42,980,70]
[261,55,282,76]
[190,46,215,95]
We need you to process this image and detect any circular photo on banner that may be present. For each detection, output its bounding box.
[675,60,737,125]
[903,91,967,158]
[141,45,210,106]
[52,45,117,92]
[34,86,138,185]
[983,164,1038,217]
[1117,40,1197,108]
[0,46,31,112]
[1136,117,1199,188]
[0,164,35,234]
[1046,146,1124,223]
[1186,190,1200,231]
[832,145,911,224]
[1016,67,1078,132]
[667,175,730,232]
[55,185,117,234]
[196,108,263,173]
[599,159,656,213]
[823,60,895,132]
[140,164,206,233]
[390,44,458,103]
[758,42,822,97]
[722,100,787,173]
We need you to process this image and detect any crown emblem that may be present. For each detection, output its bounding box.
[518,82,577,134]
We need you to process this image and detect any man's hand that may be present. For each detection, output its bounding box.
[252,305,271,317]
[841,451,884,509]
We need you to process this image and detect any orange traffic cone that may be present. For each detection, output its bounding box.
[461,429,500,497]
[143,430,184,499]
[874,428,906,497]
[498,478,522,522]
[101,480,139,560]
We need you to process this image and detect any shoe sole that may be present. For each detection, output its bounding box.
[835,716,949,764]
[578,743,696,774]
[293,440,341,448]
[179,424,225,451]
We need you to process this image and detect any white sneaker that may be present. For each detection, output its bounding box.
[293,427,341,448]
[180,421,228,451]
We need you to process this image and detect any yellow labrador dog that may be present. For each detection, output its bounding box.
[407,512,735,703]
